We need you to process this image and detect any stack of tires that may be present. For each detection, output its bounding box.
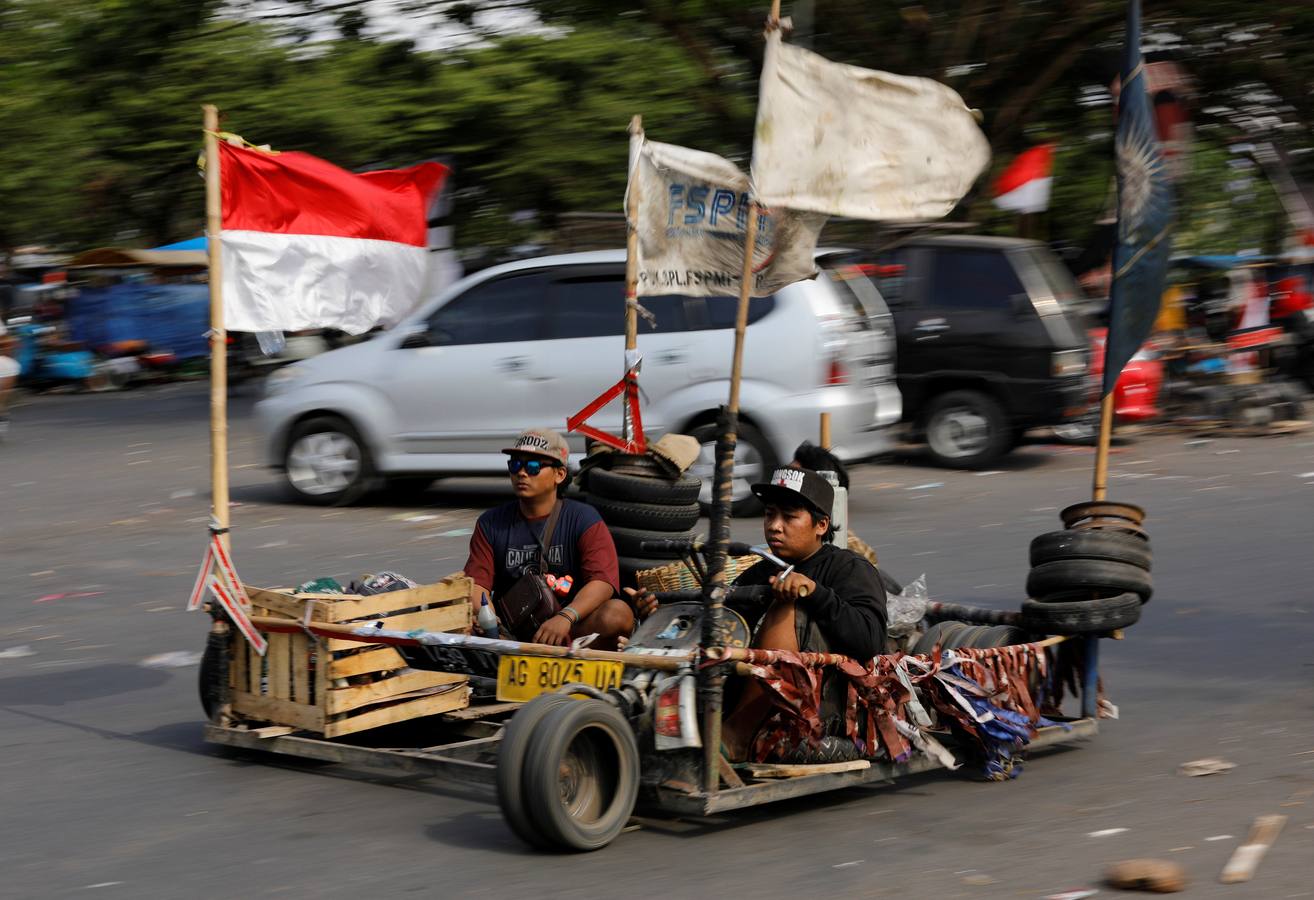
[578,455,703,579]
[1020,501,1152,635]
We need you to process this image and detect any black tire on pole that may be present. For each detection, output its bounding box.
[1027,558,1153,603]
[1020,593,1142,635]
[1029,530,1152,571]
[496,693,578,848]
[521,698,640,852]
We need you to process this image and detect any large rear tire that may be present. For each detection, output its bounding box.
[496,694,578,848]
[522,698,640,852]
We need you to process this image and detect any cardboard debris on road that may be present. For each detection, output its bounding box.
[1220,814,1287,884]
[1105,858,1187,892]
[1178,757,1236,777]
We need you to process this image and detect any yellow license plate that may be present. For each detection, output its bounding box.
[496,655,625,703]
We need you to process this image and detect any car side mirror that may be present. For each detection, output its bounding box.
[399,331,431,349]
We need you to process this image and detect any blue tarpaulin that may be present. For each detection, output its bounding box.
[66,283,210,360]
[154,236,208,252]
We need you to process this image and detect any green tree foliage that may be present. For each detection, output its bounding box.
[1,0,1309,259]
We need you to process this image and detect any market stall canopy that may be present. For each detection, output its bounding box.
[68,247,207,268]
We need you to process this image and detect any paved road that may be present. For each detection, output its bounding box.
[2,384,1313,898]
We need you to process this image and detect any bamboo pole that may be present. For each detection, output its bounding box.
[700,0,782,797]
[1090,392,1115,501]
[622,115,644,443]
[204,105,230,546]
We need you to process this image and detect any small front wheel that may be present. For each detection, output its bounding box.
[521,698,639,851]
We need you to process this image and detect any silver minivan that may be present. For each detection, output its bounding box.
[256,249,901,513]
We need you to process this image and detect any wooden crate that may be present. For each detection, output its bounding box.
[229,575,472,738]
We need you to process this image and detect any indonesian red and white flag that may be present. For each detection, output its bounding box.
[992,144,1053,214]
[219,142,448,334]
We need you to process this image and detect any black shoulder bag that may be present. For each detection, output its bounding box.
[494,501,564,640]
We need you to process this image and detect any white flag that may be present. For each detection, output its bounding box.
[630,138,826,298]
[752,31,991,221]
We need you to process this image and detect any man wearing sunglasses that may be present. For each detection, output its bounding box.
[463,428,633,650]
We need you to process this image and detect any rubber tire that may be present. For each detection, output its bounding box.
[1027,558,1153,603]
[923,390,1011,470]
[583,494,701,531]
[585,467,702,505]
[912,620,972,655]
[1020,593,1142,635]
[198,630,229,723]
[1030,530,1152,571]
[687,420,779,518]
[497,693,578,848]
[522,698,640,852]
[283,415,376,506]
[966,624,1032,648]
[609,525,698,558]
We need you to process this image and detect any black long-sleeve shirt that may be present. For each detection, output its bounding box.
[731,543,888,661]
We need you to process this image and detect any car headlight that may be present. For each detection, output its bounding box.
[264,364,307,398]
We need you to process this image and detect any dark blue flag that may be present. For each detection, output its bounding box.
[1104,0,1175,396]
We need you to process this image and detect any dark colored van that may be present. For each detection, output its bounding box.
[871,235,1092,468]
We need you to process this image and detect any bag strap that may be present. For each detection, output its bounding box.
[530,500,564,572]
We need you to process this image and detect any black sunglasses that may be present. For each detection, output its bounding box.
[507,458,558,476]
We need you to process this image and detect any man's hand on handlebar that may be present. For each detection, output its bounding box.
[623,587,659,620]
[769,571,815,602]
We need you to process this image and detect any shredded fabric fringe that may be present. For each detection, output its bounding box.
[741,640,1075,778]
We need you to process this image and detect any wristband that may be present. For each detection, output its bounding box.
[557,607,580,625]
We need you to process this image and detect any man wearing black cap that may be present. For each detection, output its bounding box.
[719,465,888,760]
[732,466,887,660]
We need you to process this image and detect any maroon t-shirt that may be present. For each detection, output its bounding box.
[463,499,619,603]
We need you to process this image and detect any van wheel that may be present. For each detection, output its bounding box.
[923,390,1009,469]
[688,421,777,517]
[283,416,375,506]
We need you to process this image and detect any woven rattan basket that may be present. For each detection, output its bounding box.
[634,556,759,592]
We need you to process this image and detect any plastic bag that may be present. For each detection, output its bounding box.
[886,573,929,639]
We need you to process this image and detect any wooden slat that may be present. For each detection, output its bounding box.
[231,632,248,693]
[325,605,470,651]
[324,686,470,738]
[323,578,473,623]
[248,643,262,694]
[230,690,325,732]
[245,586,306,620]
[268,633,292,701]
[329,646,408,679]
[290,633,310,704]
[324,670,467,715]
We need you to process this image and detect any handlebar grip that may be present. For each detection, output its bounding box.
[725,541,756,557]
[650,585,772,604]
[638,539,699,553]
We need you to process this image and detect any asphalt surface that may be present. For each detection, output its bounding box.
[2,382,1313,898]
